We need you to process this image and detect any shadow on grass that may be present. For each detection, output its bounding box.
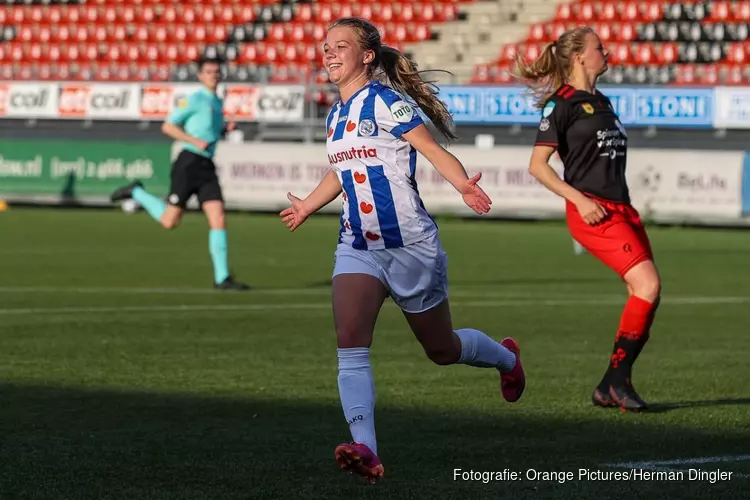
[1,383,747,500]
[647,398,750,413]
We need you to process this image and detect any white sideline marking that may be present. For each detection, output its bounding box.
[0,286,750,303]
[607,454,750,468]
[604,455,750,479]
[1,296,750,316]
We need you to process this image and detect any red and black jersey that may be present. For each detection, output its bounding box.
[535,84,630,204]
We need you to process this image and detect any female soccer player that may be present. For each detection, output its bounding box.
[279,17,526,483]
[516,27,661,412]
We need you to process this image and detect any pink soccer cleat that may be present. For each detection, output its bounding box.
[499,337,526,402]
[334,442,384,484]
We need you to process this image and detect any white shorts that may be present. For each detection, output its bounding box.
[332,231,448,314]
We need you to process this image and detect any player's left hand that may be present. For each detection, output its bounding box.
[279,192,311,232]
[460,173,492,215]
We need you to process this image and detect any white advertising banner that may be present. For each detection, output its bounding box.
[0,82,59,118]
[197,143,746,223]
[57,83,141,120]
[0,81,305,122]
[626,149,745,220]
[713,87,750,129]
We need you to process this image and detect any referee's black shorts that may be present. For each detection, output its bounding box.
[168,150,223,208]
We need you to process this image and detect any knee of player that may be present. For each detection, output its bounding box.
[209,216,226,230]
[424,345,460,366]
[335,325,370,348]
[634,278,661,303]
[643,278,661,302]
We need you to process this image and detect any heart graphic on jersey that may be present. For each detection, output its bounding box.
[346,121,356,132]
[343,192,347,201]
[345,221,351,230]
[365,232,380,241]
[360,202,373,214]
[327,128,333,137]
[354,172,366,183]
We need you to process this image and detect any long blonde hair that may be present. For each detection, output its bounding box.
[329,17,457,141]
[513,27,594,109]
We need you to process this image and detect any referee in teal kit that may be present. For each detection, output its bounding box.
[111,56,249,291]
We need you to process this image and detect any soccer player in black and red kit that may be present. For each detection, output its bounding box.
[515,27,661,412]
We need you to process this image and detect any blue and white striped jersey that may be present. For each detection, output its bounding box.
[326,80,436,250]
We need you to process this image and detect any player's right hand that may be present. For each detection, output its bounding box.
[576,196,607,225]
[194,139,210,151]
[279,192,310,232]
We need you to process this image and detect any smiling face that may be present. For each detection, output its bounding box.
[322,25,374,87]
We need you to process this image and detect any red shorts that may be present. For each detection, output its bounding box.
[566,195,654,278]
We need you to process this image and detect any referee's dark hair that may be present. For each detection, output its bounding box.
[197,56,224,71]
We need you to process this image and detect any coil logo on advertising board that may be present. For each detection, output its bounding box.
[255,85,305,122]
[0,83,58,118]
[59,84,140,119]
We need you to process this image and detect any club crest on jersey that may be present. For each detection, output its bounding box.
[582,103,594,114]
[539,118,550,131]
[177,98,188,109]
[390,101,413,123]
[358,119,375,136]
[542,101,555,117]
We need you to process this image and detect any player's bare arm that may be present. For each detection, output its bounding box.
[281,169,342,231]
[402,125,491,214]
[403,125,470,191]
[161,122,208,151]
[529,145,606,225]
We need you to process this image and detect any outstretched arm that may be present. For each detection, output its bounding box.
[301,169,342,214]
[402,124,491,214]
[281,169,342,231]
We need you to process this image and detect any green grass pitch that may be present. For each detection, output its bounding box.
[1,207,749,499]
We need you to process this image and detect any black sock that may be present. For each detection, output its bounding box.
[608,336,640,388]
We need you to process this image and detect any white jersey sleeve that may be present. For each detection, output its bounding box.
[373,87,424,139]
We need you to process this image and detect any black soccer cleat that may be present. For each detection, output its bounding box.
[110,181,143,203]
[214,276,250,291]
[592,387,618,409]
[609,384,649,412]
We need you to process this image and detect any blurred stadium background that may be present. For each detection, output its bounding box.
[1,1,749,499]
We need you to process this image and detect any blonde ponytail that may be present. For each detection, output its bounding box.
[375,46,457,142]
[513,27,594,109]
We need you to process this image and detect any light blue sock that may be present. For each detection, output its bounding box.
[455,328,516,372]
[132,186,166,223]
[209,229,230,284]
[338,347,377,455]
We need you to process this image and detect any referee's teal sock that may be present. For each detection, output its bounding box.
[209,229,230,284]
[132,186,166,223]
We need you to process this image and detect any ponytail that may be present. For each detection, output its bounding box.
[375,46,457,142]
[513,26,594,109]
[513,42,565,109]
